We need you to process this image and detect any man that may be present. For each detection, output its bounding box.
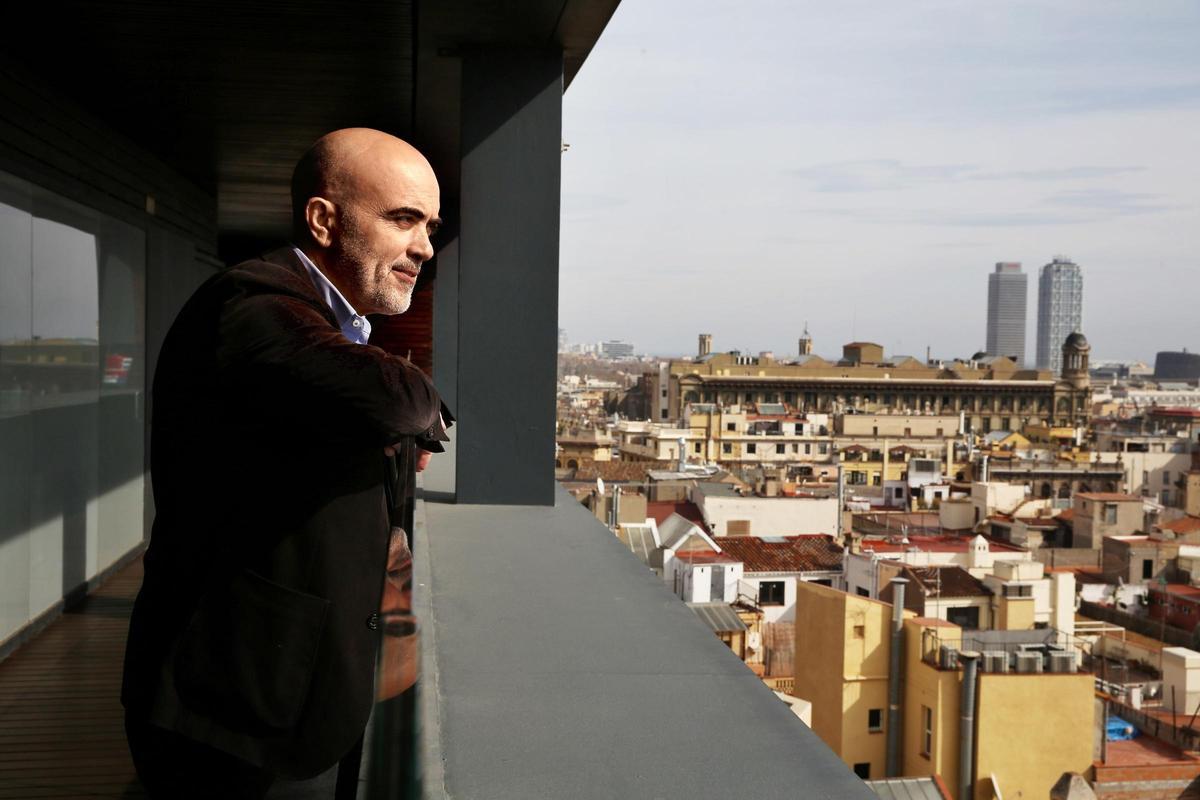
[121,128,449,798]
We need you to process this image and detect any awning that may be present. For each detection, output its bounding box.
[687,603,748,633]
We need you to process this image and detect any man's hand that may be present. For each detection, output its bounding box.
[383,443,433,472]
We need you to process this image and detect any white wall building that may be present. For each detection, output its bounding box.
[692,483,839,537]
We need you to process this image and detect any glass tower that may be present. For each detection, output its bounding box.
[1036,256,1084,374]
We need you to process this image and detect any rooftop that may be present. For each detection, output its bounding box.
[858,534,1026,555]
[1151,584,1200,598]
[573,461,654,482]
[1102,734,1200,767]
[717,535,842,573]
[902,565,990,598]
[1160,516,1200,536]
[1077,492,1144,502]
[647,500,707,529]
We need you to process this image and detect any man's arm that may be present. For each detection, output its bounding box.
[218,292,444,445]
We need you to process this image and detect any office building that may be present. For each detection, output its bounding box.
[601,340,635,359]
[985,262,1026,365]
[1036,257,1083,374]
[1155,349,1200,381]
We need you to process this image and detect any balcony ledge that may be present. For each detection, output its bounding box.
[413,486,873,799]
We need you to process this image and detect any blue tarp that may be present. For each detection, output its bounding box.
[1106,715,1139,741]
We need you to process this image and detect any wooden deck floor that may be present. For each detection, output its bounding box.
[0,558,146,799]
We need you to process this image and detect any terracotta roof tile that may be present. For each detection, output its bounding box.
[1160,516,1200,535]
[717,535,842,573]
[647,501,707,529]
[573,462,653,482]
[903,565,990,598]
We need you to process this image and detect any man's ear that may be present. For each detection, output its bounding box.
[305,197,337,247]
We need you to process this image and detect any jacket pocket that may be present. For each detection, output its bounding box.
[174,568,330,734]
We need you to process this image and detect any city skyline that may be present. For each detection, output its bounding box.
[560,1,1199,363]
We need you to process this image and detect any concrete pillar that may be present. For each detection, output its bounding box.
[454,47,563,505]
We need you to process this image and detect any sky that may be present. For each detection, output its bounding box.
[559,1,1200,364]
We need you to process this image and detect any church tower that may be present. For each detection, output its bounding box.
[1062,331,1091,390]
[798,323,813,357]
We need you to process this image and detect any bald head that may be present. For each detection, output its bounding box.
[290,128,441,315]
[291,128,435,241]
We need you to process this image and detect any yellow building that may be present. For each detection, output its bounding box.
[905,619,1094,800]
[792,581,915,781]
[555,428,614,469]
[794,581,1095,796]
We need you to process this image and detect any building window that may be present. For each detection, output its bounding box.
[759,581,785,606]
[746,443,756,454]
[694,442,702,454]
[661,409,668,419]
[853,763,871,780]
[722,443,732,454]
[1104,503,1118,524]
[947,606,980,630]
[776,443,786,454]
[1163,471,1171,486]
[856,587,870,598]
[853,624,865,638]
[921,706,933,756]
[1143,559,1154,580]
[819,443,829,455]
[868,708,883,733]
[726,422,736,431]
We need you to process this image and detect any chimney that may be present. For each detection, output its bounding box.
[698,334,713,357]
[959,651,981,800]
[885,578,908,777]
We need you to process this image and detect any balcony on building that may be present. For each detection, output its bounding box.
[0,1,875,797]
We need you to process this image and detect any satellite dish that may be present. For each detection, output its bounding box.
[747,631,762,651]
[596,477,606,497]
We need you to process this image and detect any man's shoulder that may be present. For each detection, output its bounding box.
[220,247,317,299]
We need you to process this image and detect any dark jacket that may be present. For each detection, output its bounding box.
[121,247,447,777]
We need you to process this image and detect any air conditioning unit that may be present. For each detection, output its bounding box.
[1049,652,1075,673]
[981,651,1008,674]
[939,645,960,670]
[1015,652,1043,674]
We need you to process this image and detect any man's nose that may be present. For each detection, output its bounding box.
[409,226,435,264]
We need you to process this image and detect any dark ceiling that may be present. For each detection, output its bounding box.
[7,0,618,248]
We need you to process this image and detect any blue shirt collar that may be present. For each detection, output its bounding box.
[292,246,372,344]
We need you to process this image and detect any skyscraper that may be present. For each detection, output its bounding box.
[1036,256,1084,374]
[986,262,1027,365]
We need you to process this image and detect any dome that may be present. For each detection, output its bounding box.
[1063,331,1090,350]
